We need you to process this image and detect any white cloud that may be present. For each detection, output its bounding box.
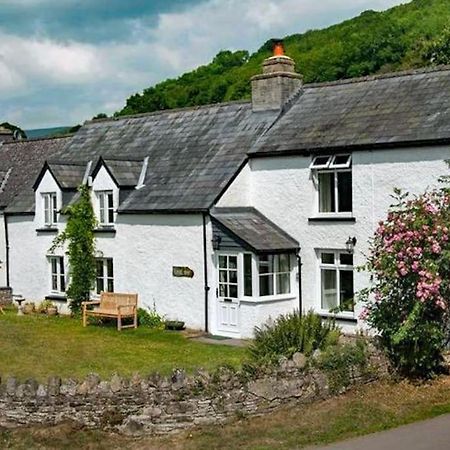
[0,0,409,128]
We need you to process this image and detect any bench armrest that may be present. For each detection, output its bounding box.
[117,304,137,312]
[82,301,101,307]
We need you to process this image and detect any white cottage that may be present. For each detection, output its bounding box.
[5,45,450,338]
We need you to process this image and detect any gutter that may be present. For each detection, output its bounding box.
[202,213,210,333]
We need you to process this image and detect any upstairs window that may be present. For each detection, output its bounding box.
[97,191,114,225]
[310,154,352,214]
[96,258,114,294]
[259,254,291,297]
[49,256,65,294]
[43,192,58,226]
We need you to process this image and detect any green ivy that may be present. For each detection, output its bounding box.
[50,185,97,314]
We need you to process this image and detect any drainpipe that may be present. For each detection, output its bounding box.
[297,251,302,316]
[4,213,10,287]
[202,213,210,333]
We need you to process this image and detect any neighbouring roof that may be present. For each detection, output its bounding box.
[0,136,72,211]
[211,207,299,253]
[252,66,450,156]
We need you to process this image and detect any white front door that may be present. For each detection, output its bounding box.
[217,254,240,334]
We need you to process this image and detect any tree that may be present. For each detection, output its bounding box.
[50,185,97,314]
[424,26,450,65]
[361,187,450,377]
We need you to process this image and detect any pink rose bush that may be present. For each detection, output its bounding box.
[362,188,450,377]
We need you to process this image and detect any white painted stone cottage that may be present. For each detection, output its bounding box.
[4,46,450,337]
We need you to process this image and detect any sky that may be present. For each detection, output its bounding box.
[0,0,409,130]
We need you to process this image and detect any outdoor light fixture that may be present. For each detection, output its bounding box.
[212,235,222,250]
[346,236,357,254]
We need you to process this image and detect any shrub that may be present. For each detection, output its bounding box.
[247,310,340,365]
[361,188,450,377]
[137,304,164,329]
[315,336,372,393]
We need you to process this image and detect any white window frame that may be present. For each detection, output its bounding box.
[97,190,115,226]
[317,250,355,316]
[49,256,66,294]
[43,192,58,227]
[258,254,292,298]
[96,258,114,294]
[311,154,352,216]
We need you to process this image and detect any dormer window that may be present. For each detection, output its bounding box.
[97,190,114,225]
[43,192,58,226]
[310,154,352,214]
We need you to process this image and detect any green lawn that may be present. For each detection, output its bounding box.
[0,310,245,381]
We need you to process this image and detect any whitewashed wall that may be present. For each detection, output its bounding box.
[219,146,450,332]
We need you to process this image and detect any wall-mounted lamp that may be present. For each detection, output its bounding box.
[345,236,357,254]
[212,235,222,251]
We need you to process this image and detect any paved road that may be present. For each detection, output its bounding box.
[306,414,450,450]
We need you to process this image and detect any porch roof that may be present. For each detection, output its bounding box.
[211,207,299,254]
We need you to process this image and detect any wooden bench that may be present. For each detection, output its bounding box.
[82,292,138,331]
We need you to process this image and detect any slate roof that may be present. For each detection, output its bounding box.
[39,102,277,213]
[0,136,71,211]
[97,158,144,187]
[252,66,450,156]
[45,162,86,189]
[211,207,299,253]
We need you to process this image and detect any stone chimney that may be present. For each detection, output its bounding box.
[0,126,14,144]
[251,40,303,112]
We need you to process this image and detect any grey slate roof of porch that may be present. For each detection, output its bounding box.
[211,207,299,253]
[252,66,450,155]
[0,136,71,211]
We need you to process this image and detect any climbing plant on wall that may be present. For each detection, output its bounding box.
[50,184,97,314]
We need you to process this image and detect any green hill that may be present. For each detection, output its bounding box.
[116,0,450,117]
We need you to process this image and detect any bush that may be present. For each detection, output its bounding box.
[137,305,164,329]
[247,310,340,365]
[315,336,372,393]
[361,188,450,377]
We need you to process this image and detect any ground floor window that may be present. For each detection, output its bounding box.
[96,258,114,294]
[259,254,291,297]
[319,250,354,312]
[49,256,65,293]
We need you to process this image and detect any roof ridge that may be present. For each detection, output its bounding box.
[2,134,73,146]
[304,65,450,89]
[86,99,252,125]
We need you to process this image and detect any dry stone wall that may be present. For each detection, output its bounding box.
[0,351,387,436]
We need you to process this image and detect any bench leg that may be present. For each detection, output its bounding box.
[83,307,87,327]
[118,313,122,331]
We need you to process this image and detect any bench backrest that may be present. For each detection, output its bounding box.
[100,292,138,310]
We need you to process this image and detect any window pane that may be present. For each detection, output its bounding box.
[51,258,57,274]
[278,254,290,272]
[60,275,66,292]
[340,270,354,312]
[260,274,274,296]
[219,270,227,282]
[340,253,353,265]
[229,285,238,298]
[318,172,335,213]
[107,279,114,293]
[218,255,227,269]
[96,278,104,294]
[52,275,58,291]
[96,260,104,277]
[107,259,113,277]
[321,269,337,310]
[311,155,330,167]
[219,284,227,297]
[244,254,252,296]
[229,270,237,284]
[337,171,352,212]
[333,154,351,166]
[228,256,237,269]
[321,253,335,264]
[276,273,290,295]
[259,255,270,274]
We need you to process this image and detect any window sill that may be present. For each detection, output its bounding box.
[240,295,296,304]
[36,227,58,233]
[320,312,357,323]
[45,294,67,302]
[94,226,116,234]
[308,216,356,223]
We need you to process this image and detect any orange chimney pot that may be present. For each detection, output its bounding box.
[273,41,285,57]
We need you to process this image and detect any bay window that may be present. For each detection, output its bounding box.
[311,154,352,214]
[258,254,291,297]
[319,250,354,313]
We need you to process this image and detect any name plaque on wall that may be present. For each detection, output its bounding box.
[172,266,194,278]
